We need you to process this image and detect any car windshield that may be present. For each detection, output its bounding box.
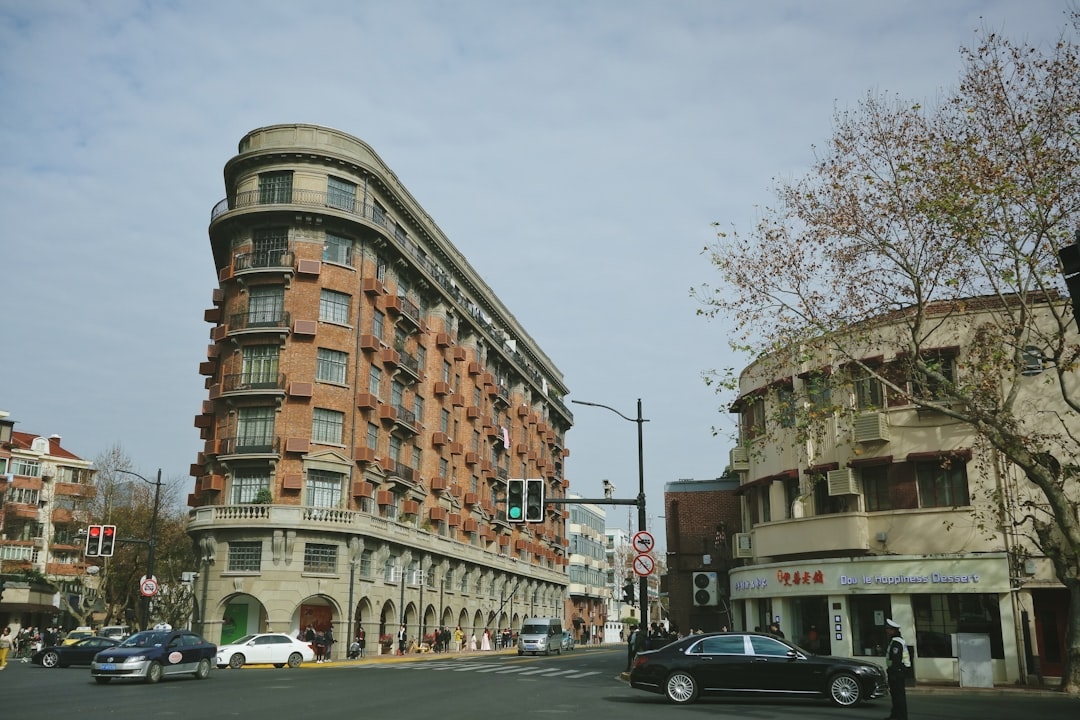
[119,631,169,648]
[521,623,550,635]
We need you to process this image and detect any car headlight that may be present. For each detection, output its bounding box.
[127,655,148,663]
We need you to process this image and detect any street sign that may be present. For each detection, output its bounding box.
[632,553,655,577]
[139,575,159,598]
[631,530,655,554]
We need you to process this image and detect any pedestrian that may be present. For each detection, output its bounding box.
[884,618,911,720]
[625,625,638,671]
[768,621,785,639]
[469,631,477,651]
[323,625,334,662]
[357,628,366,657]
[454,626,464,652]
[314,627,326,663]
[442,626,451,653]
[0,627,13,670]
[481,628,491,651]
[396,624,407,656]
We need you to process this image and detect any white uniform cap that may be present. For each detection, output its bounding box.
[886,618,900,629]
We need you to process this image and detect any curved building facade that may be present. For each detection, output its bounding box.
[188,124,572,652]
[726,296,1073,686]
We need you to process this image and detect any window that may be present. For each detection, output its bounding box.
[248,286,284,326]
[854,373,884,410]
[231,468,270,504]
[911,352,957,401]
[783,475,801,519]
[312,408,344,445]
[359,549,373,577]
[440,409,450,433]
[258,171,292,204]
[805,374,832,414]
[316,348,347,384]
[749,635,791,656]
[442,361,452,383]
[236,407,275,452]
[320,289,350,324]
[391,379,404,408]
[912,593,1004,658]
[740,396,766,441]
[777,386,797,428]
[303,543,338,574]
[366,422,379,451]
[811,472,851,515]
[242,345,279,387]
[369,367,382,397]
[849,594,892,656]
[413,395,424,423]
[327,176,356,211]
[306,468,342,508]
[862,465,891,511]
[252,228,288,267]
[373,200,387,226]
[227,541,262,572]
[372,310,384,339]
[11,458,41,477]
[916,458,970,508]
[323,233,353,265]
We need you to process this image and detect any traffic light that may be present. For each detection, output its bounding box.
[99,525,117,557]
[524,478,544,522]
[693,571,720,606]
[622,581,635,605]
[85,524,102,556]
[506,479,525,522]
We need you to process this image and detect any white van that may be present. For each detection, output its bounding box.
[517,618,563,656]
[100,625,129,641]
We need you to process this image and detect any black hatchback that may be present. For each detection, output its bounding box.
[629,632,887,708]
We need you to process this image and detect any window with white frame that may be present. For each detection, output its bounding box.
[306,468,342,508]
[11,458,41,477]
[327,176,356,211]
[323,233,353,265]
[242,344,279,386]
[231,468,271,504]
[319,289,351,324]
[227,541,262,572]
[312,408,344,445]
[236,407,275,451]
[247,286,284,326]
[368,366,382,397]
[316,348,347,385]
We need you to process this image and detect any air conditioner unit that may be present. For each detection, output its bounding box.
[734,532,753,558]
[692,571,720,606]
[729,446,750,471]
[853,412,890,443]
[827,468,860,496]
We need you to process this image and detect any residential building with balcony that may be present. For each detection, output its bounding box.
[0,411,96,626]
[725,296,1074,686]
[189,124,572,649]
[564,495,607,643]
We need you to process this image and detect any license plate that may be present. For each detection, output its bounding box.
[100,663,116,671]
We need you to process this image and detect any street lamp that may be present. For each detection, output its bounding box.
[116,468,162,631]
[570,398,649,650]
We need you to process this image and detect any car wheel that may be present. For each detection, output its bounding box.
[41,650,60,668]
[665,672,700,705]
[145,661,163,684]
[228,653,245,669]
[828,672,862,707]
[94,676,112,684]
[194,658,211,680]
[287,652,303,668]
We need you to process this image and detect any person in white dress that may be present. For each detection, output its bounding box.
[469,632,477,651]
[481,629,491,651]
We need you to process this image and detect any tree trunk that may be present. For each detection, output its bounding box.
[1061,580,1080,694]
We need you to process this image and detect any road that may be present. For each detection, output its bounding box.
[3,646,1077,720]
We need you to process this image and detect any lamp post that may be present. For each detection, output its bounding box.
[570,398,649,650]
[116,468,162,631]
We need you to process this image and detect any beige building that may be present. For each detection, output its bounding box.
[726,296,1073,686]
[188,124,572,651]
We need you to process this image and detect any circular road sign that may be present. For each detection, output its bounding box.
[633,553,656,577]
[139,576,159,597]
[631,530,655,554]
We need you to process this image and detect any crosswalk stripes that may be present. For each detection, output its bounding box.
[364,660,601,681]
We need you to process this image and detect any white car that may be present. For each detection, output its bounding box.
[215,633,314,669]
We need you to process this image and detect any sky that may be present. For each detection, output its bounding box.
[0,0,1073,539]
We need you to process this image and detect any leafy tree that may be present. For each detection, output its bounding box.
[90,445,197,629]
[695,16,1080,692]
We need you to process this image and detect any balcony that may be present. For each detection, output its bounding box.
[227,310,290,336]
[216,436,281,458]
[752,513,870,558]
[219,372,287,397]
[397,351,422,382]
[384,294,422,329]
[386,460,418,485]
[383,405,419,435]
[232,249,296,278]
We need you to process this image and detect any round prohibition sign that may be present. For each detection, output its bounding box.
[631,530,655,554]
[139,576,159,597]
[633,553,656,577]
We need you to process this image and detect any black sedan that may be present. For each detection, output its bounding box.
[32,636,119,668]
[629,631,887,708]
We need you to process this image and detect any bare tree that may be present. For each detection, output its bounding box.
[695,16,1080,693]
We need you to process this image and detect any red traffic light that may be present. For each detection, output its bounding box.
[85,524,102,556]
[89,526,101,537]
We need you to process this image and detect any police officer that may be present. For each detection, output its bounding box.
[625,625,638,672]
[884,618,910,720]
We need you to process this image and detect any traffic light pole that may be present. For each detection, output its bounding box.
[117,468,162,630]
[569,398,649,652]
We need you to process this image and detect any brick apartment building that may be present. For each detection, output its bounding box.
[662,475,742,634]
[188,124,573,649]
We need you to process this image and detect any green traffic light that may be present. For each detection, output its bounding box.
[509,507,522,519]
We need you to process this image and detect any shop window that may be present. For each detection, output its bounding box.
[849,594,892,657]
[912,593,1004,659]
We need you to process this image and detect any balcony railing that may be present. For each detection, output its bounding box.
[234,249,295,272]
[221,373,287,394]
[218,436,281,456]
[227,311,290,333]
